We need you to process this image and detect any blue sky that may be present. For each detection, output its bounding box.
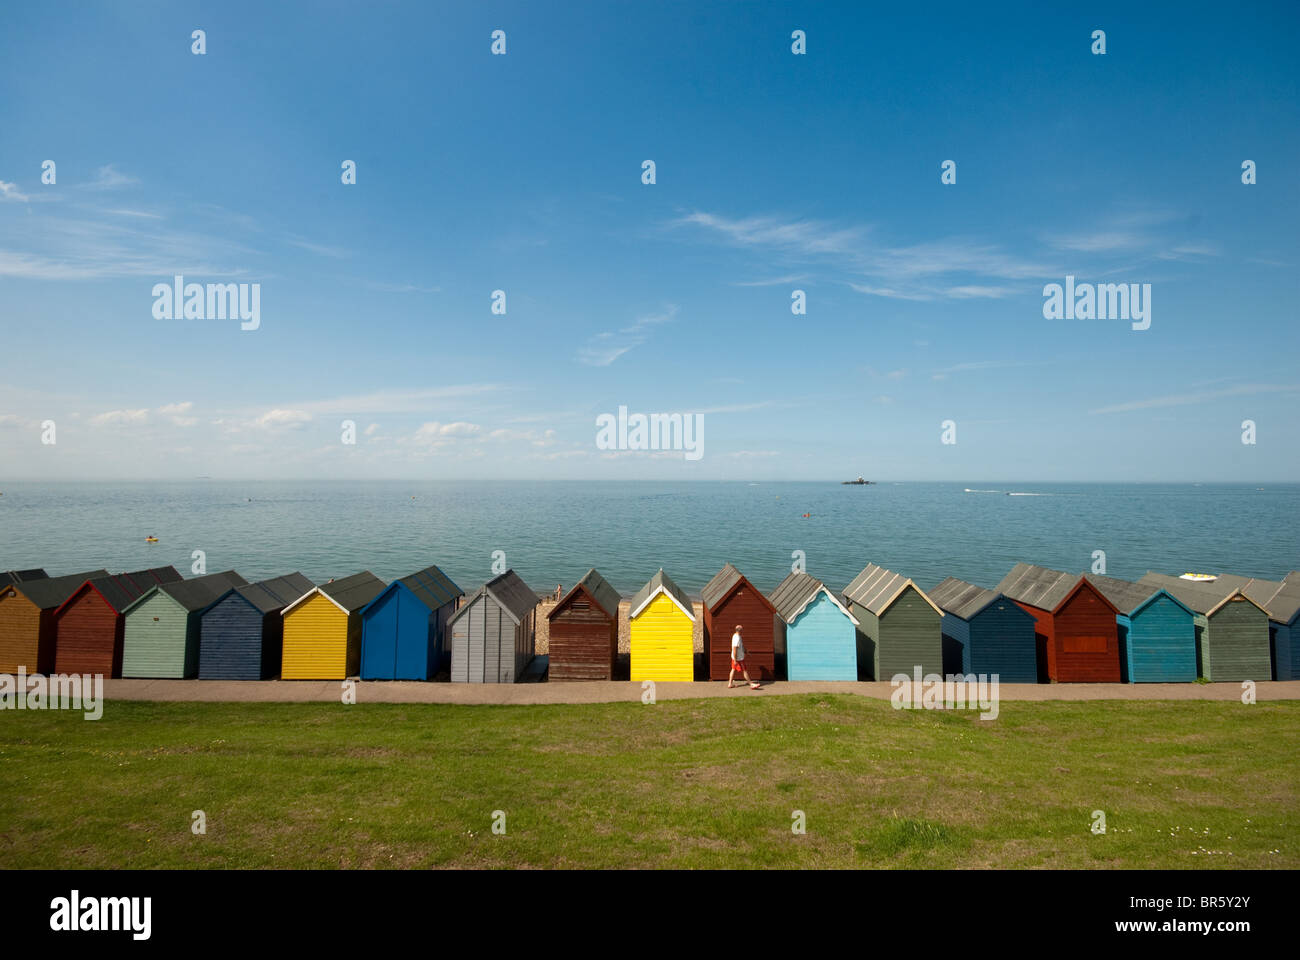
[1,1,1297,481]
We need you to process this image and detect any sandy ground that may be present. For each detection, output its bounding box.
[97,677,1300,705]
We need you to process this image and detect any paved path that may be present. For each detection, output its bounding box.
[101,678,1300,705]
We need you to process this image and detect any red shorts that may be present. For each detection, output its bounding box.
[731,658,745,672]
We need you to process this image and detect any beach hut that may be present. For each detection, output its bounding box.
[1139,574,1273,682]
[995,563,1121,683]
[769,571,859,681]
[701,563,778,681]
[197,573,316,680]
[547,568,620,681]
[52,567,184,676]
[1265,573,1300,680]
[360,565,462,680]
[0,569,47,586]
[1084,575,1197,683]
[1211,573,1300,681]
[448,569,538,683]
[842,563,943,680]
[281,572,386,680]
[929,577,1039,682]
[120,571,249,678]
[628,569,696,682]
[0,569,108,674]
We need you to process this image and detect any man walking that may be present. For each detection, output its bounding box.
[728,623,761,689]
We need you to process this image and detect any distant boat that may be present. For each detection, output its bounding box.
[1179,572,1218,582]
[841,476,873,485]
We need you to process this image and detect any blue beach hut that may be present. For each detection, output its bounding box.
[769,571,859,681]
[359,565,463,680]
[929,577,1039,682]
[197,573,315,679]
[1086,575,1198,683]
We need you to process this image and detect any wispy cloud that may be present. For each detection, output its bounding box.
[285,234,350,259]
[577,305,679,366]
[931,359,1045,381]
[366,280,441,294]
[731,274,809,287]
[284,384,503,416]
[157,401,198,427]
[677,210,1048,301]
[89,408,150,426]
[88,164,138,189]
[0,180,30,203]
[1089,382,1300,415]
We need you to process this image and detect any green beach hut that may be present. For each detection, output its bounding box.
[121,570,248,678]
[1138,573,1272,682]
[842,563,943,680]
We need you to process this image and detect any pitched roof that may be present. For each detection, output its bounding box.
[1083,574,1165,616]
[396,564,462,610]
[318,571,387,613]
[144,570,248,613]
[1205,573,1300,624]
[448,569,538,626]
[550,568,621,620]
[72,567,184,614]
[994,563,1081,611]
[701,563,742,608]
[699,562,775,613]
[629,568,696,621]
[769,571,858,625]
[843,563,940,616]
[0,569,47,586]
[1137,573,1265,617]
[928,577,1003,620]
[228,572,316,614]
[4,569,109,610]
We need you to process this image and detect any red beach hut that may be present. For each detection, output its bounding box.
[995,563,1122,682]
[52,567,183,676]
[701,563,777,681]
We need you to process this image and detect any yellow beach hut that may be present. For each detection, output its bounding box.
[280,571,385,679]
[628,568,696,682]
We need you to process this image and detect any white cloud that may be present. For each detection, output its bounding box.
[157,401,197,427]
[89,165,138,189]
[0,181,30,203]
[90,408,150,426]
[577,305,679,367]
[254,409,312,429]
[1089,382,1299,415]
[413,421,481,444]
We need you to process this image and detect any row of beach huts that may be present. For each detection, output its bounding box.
[0,561,1297,684]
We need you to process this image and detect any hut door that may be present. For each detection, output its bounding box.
[362,591,400,679]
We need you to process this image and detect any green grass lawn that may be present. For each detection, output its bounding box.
[1,695,1295,868]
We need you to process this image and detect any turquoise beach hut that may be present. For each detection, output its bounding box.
[769,571,859,681]
[1086,575,1198,683]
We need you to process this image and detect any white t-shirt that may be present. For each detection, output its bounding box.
[731,631,745,660]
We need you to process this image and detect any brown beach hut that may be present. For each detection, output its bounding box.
[547,568,621,680]
[701,563,777,681]
[0,569,109,674]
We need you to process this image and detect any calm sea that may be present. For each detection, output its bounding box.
[0,481,1295,596]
